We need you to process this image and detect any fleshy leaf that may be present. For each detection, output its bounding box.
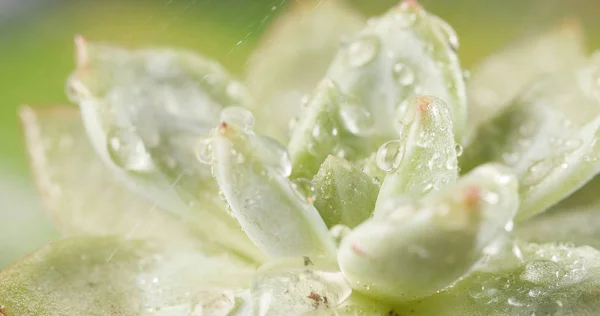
[289,1,467,179]
[338,164,518,303]
[250,257,351,315]
[466,19,586,140]
[67,37,251,213]
[0,237,254,315]
[374,96,458,212]
[463,54,600,221]
[19,106,264,264]
[245,0,363,142]
[516,176,600,249]
[401,242,600,316]
[288,80,352,179]
[211,119,336,258]
[312,155,379,228]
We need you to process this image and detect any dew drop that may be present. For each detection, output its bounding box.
[292,178,317,204]
[106,129,155,173]
[520,260,561,284]
[220,106,254,132]
[339,104,375,136]
[347,35,380,68]
[522,159,554,187]
[255,136,293,177]
[376,140,405,172]
[434,17,459,52]
[395,100,418,126]
[392,63,415,86]
[455,144,464,157]
[507,297,524,307]
[196,137,213,164]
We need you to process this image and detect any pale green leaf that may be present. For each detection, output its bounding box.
[0,237,254,316]
[245,0,363,143]
[462,53,600,221]
[401,242,600,316]
[466,19,586,141]
[19,106,264,264]
[338,164,518,303]
[288,2,467,179]
[288,80,354,179]
[375,96,458,212]
[250,257,351,315]
[211,120,336,258]
[312,155,379,228]
[516,175,600,249]
[67,37,251,213]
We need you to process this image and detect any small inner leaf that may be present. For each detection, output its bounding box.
[312,155,379,229]
[338,164,519,304]
[211,120,336,258]
[375,96,459,212]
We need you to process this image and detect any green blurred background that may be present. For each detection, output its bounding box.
[1,0,599,268]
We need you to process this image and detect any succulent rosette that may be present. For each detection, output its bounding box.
[2,0,600,315]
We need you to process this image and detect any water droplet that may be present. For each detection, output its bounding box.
[520,260,562,284]
[434,17,459,52]
[106,129,155,173]
[339,104,375,136]
[220,106,254,132]
[522,159,554,187]
[255,136,292,177]
[392,63,415,86]
[347,36,380,68]
[565,138,582,150]
[504,220,514,232]
[395,100,418,126]
[196,137,213,164]
[507,297,524,307]
[376,140,405,172]
[292,178,316,204]
[455,144,464,157]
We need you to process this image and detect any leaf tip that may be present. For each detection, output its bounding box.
[74,34,89,71]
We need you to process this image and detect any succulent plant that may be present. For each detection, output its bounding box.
[3,0,600,315]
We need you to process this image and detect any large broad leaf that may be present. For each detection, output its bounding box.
[210,117,336,258]
[20,106,264,264]
[400,241,600,316]
[516,175,600,249]
[375,96,459,211]
[288,1,467,179]
[338,164,518,304]
[462,54,600,221]
[67,37,250,213]
[465,19,586,141]
[0,237,254,316]
[245,0,364,143]
[312,155,379,229]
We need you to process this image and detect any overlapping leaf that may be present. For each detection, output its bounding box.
[401,242,600,316]
[289,1,467,179]
[465,19,586,141]
[0,237,254,316]
[245,0,364,143]
[210,117,336,258]
[338,164,518,303]
[19,106,264,264]
[463,53,600,221]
